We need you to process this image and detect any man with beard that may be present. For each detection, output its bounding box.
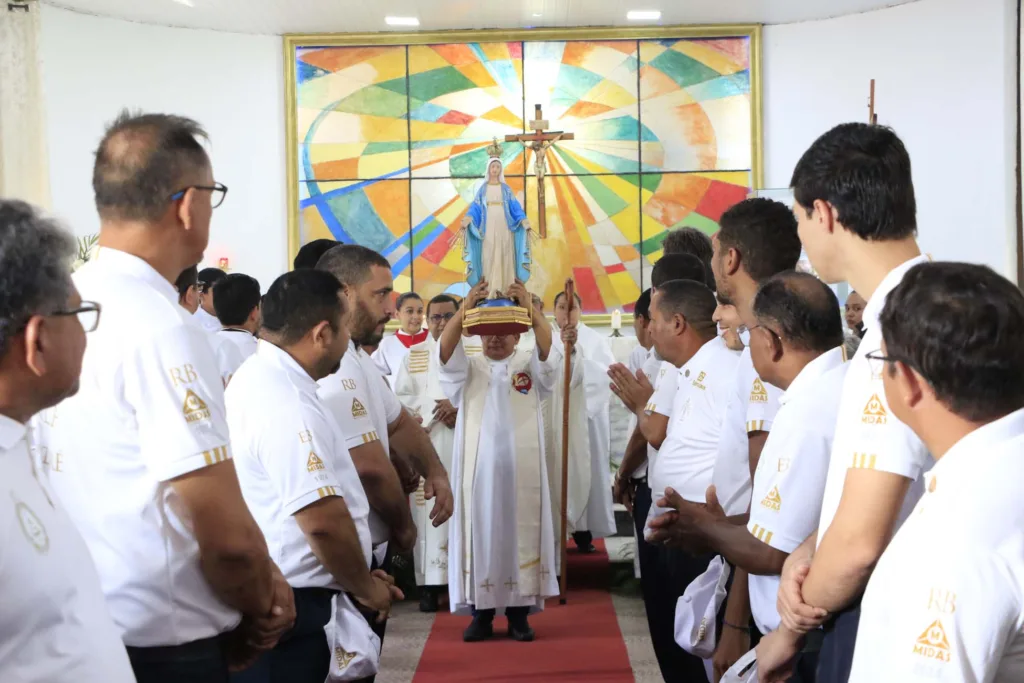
[229,270,401,683]
[315,245,454,663]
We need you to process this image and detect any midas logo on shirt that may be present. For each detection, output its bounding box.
[307,452,325,472]
[183,389,211,423]
[351,398,368,418]
[760,486,782,511]
[750,378,769,403]
[861,393,888,425]
[692,371,707,390]
[913,619,951,663]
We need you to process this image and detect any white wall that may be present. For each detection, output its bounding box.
[39,0,1018,289]
[764,0,1018,280]
[39,5,287,289]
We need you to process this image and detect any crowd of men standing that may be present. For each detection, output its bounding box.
[0,108,1022,683]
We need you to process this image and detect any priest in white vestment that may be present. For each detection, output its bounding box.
[551,291,616,552]
[438,280,560,643]
[392,293,462,613]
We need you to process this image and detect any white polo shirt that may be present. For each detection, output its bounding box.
[642,350,679,482]
[229,343,372,589]
[193,306,221,332]
[217,327,258,362]
[207,330,245,388]
[624,345,652,479]
[33,248,240,647]
[850,408,1024,682]
[712,348,784,517]
[746,347,847,634]
[318,340,404,546]
[1,416,135,682]
[649,336,741,504]
[816,255,933,545]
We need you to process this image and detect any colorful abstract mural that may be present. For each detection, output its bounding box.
[291,31,759,315]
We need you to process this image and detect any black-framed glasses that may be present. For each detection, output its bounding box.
[169,182,228,209]
[52,301,101,332]
[864,350,898,363]
[429,313,456,324]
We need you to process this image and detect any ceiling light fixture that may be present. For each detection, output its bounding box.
[171,0,195,6]
[385,16,420,26]
[532,12,543,17]
[627,10,661,21]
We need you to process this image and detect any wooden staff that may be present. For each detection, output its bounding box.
[558,277,574,605]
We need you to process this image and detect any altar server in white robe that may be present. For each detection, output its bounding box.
[373,292,428,382]
[551,290,616,552]
[438,279,560,643]
[392,293,462,612]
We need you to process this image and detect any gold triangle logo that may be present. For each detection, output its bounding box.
[864,394,887,416]
[916,620,950,651]
[183,389,210,422]
[351,398,368,418]
[760,485,782,510]
[306,452,325,472]
[334,646,357,670]
[751,378,767,396]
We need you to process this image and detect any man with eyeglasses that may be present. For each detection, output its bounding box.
[392,293,462,612]
[0,199,134,683]
[849,262,1024,682]
[33,111,294,683]
[755,123,932,683]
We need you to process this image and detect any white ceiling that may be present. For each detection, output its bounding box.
[42,0,921,35]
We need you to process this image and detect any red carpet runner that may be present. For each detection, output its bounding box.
[412,540,635,682]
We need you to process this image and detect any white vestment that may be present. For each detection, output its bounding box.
[392,336,462,586]
[438,339,560,614]
[550,323,616,538]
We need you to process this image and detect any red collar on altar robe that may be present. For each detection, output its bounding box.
[396,329,429,348]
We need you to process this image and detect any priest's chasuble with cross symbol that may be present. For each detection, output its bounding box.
[437,339,560,614]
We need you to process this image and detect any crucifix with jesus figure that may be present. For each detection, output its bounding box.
[505,104,575,239]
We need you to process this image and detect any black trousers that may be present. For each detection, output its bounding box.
[231,587,378,683]
[816,599,861,683]
[647,542,715,682]
[128,635,228,683]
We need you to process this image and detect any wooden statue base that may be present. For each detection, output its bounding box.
[463,298,531,336]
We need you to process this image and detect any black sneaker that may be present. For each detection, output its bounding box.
[419,589,439,613]
[463,614,495,642]
[507,616,535,642]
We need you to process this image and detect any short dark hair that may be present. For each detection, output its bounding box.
[294,239,340,270]
[662,228,713,264]
[0,200,76,357]
[396,292,422,309]
[652,279,717,337]
[753,271,843,353]
[93,111,210,222]
[717,198,801,282]
[175,266,198,298]
[790,123,917,241]
[261,270,345,346]
[880,262,1024,422]
[634,288,652,321]
[427,294,460,316]
[651,253,710,289]
[197,267,226,294]
[213,273,261,326]
[553,291,583,308]
[316,244,391,288]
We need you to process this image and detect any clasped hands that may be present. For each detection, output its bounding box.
[225,565,296,671]
[607,363,654,414]
[645,485,725,552]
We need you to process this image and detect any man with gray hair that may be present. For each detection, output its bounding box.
[0,200,135,682]
[34,111,293,683]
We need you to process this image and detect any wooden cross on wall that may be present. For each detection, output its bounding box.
[505,105,575,239]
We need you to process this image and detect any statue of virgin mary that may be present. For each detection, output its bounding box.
[460,141,532,299]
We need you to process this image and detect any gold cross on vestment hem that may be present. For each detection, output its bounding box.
[504,104,575,239]
[480,579,494,593]
[504,577,518,591]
